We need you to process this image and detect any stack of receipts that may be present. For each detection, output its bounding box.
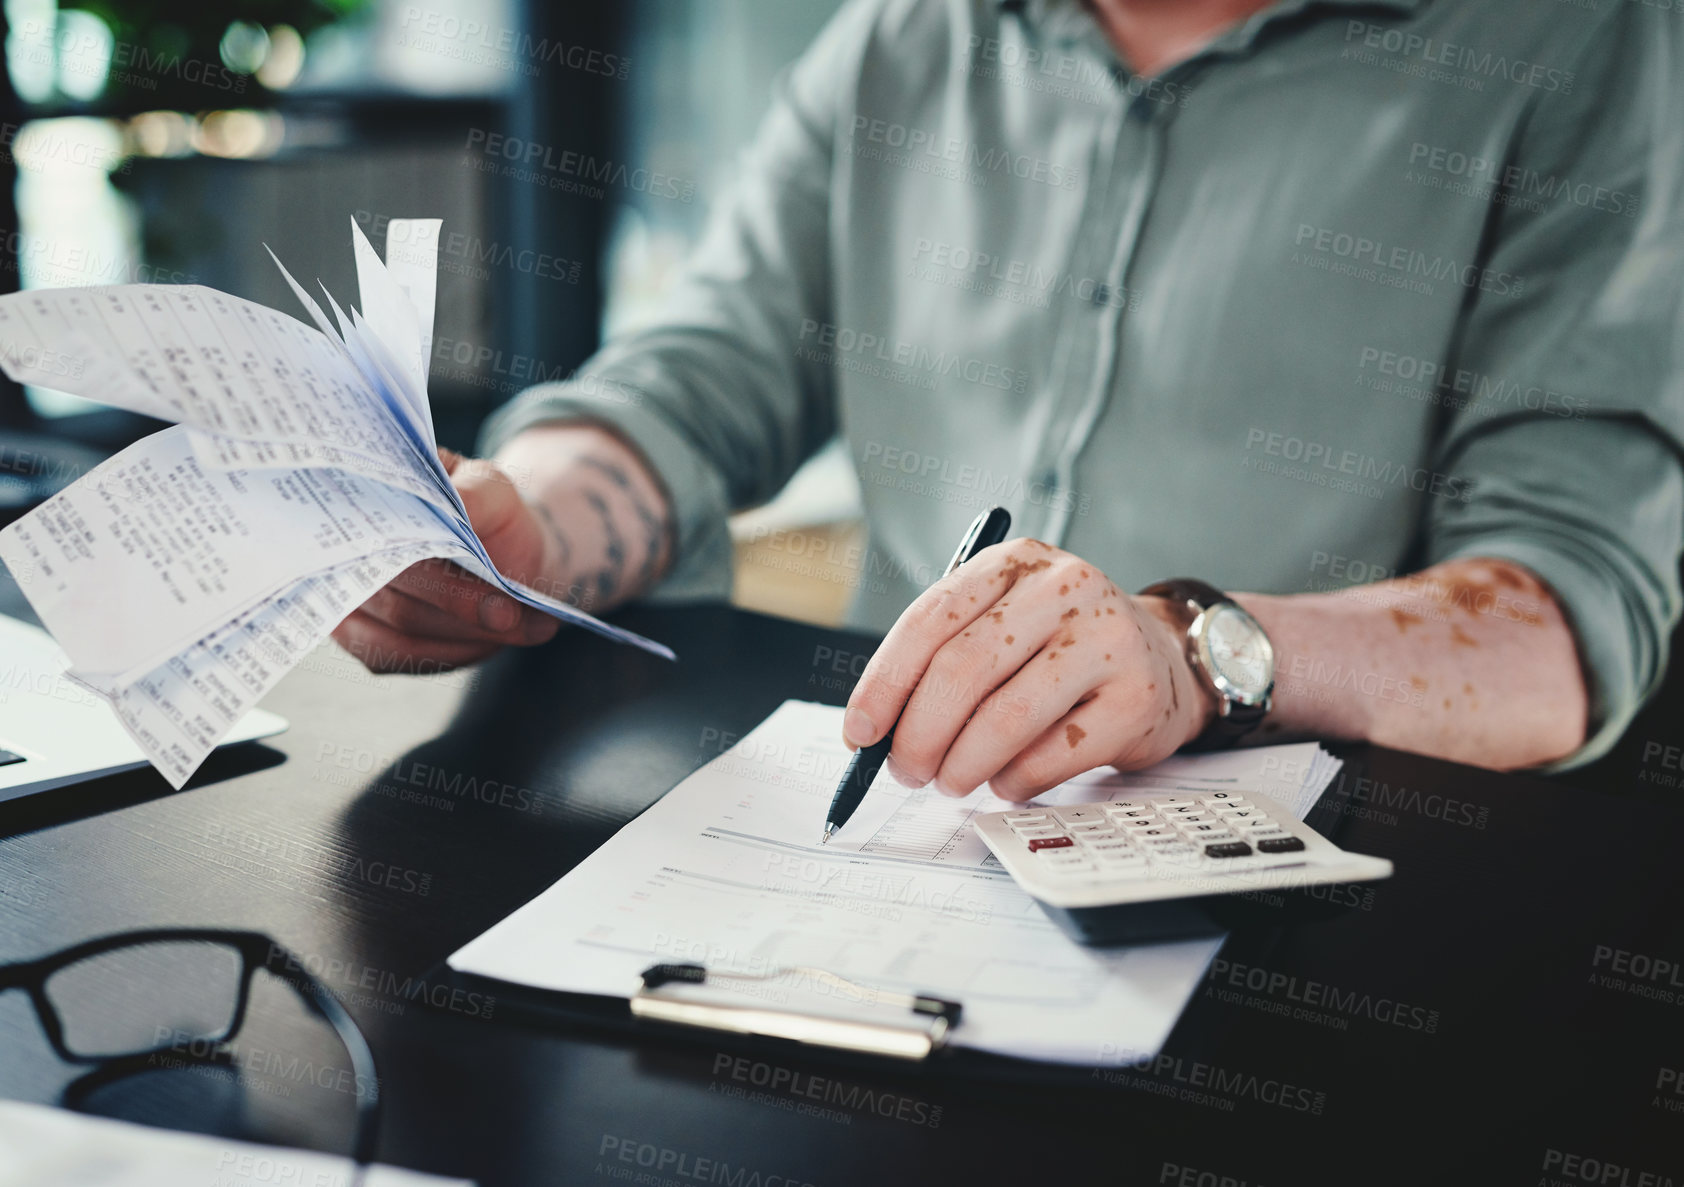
[449,701,1344,1066]
[0,219,671,788]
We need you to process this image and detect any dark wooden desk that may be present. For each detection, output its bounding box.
[2,604,1680,1187]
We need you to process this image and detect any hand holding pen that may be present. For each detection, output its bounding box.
[821,506,1012,843]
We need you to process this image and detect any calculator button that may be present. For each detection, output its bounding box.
[1256,836,1307,853]
[1163,804,1204,816]
[1205,841,1254,859]
[1246,827,1292,841]
[1150,846,1202,865]
[1109,807,1157,820]
[1015,827,1065,841]
[1027,836,1075,851]
[1219,809,1265,822]
[1056,807,1108,822]
[1188,829,1238,844]
[1069,821,1114,834]
[1157,797,1196,806]
[1179,823,1226,836]
[1084,838,1133,853]
[1135,827,1175,839]
[1211,798,1253,810]
[1005,811,1050,825]
[1107,800,1149,811]
[1199,792,1241,804]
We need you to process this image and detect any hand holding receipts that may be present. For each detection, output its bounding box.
[0,219,672,789]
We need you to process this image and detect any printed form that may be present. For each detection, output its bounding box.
[0,219,673,788]
[448,700,1340,1066]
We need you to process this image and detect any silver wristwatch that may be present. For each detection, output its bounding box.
[1139,578,1275,750]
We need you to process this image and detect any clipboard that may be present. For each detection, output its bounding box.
[629,963,962,1062]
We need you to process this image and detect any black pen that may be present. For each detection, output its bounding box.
[821,506,1012,844]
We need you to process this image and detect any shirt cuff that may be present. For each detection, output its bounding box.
[1432,536,1645,771]
[477,381,735,602]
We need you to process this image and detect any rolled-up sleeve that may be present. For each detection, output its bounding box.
[480,1,881,598]
[1424,10,1684,766]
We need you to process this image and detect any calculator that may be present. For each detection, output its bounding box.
[974,790,1392,945]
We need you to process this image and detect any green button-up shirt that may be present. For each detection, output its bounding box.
[484,0,1684,764]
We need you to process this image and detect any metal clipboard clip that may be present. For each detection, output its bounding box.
[631,963,963,1061]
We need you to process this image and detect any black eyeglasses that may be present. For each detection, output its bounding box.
[0,928,381,1179]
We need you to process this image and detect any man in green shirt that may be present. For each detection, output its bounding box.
[334,0,1683,793]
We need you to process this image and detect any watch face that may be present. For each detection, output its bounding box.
[1201,604,1274,702]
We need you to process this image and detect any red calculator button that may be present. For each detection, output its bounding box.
[1027,836,1074,851]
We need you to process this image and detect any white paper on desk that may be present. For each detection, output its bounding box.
[0,1099,474,1187]
[448,700,1342,1066]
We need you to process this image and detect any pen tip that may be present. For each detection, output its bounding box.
[820,824,836,845]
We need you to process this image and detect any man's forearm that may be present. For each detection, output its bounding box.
[1234,558,1589,769]
[492,422,675,613]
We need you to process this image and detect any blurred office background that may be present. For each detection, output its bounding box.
[0,0,861,624]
